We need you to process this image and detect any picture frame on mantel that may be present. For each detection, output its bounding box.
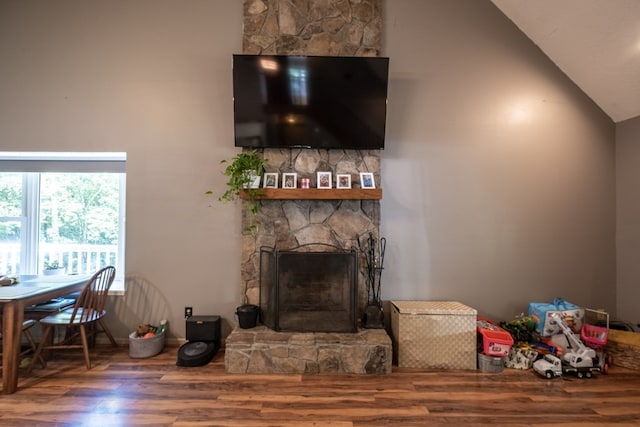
[317,172,332,189]
[282,173,297,188]
[263,172,278,188]
[337,174,351,189]
[360,172,375,189]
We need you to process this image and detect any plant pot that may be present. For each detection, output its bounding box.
[236,304,259,329]
[42,268,65,276]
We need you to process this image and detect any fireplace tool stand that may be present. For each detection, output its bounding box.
[359,233,386,329]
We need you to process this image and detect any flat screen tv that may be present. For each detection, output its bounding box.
[233,54,389,150]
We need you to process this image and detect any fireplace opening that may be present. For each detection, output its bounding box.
[260,246,358,333]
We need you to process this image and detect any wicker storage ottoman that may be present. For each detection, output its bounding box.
[391,301,477,370]
[606,329,640,371]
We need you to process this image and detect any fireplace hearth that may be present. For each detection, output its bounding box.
[260,246,358,333]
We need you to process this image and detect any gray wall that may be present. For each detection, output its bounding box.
[381,1,616,321]
[616,115,640,327]
[0,0,245,339]
[0,0,621,340]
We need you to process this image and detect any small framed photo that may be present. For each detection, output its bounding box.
[360,172,375,189]
[263,172,278,188]
[317,172,332,189]
[282,173,297,188]
[336,174,351,189]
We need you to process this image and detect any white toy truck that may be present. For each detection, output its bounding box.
[533,353,563,379]
[533,312,608,379]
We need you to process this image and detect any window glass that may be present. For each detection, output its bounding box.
[0,172,22,217]
[39,173,121,274]
[0,170,125,280]
[0,173,23,275]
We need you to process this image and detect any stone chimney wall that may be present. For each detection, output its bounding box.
[243,0,381,56]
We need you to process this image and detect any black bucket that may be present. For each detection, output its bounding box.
[236,304,259,329]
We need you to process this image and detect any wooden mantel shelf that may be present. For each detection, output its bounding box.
[239,188,382,200]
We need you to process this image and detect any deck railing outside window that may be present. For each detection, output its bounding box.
[0,243,117,276]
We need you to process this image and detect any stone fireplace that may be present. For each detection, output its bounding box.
[241,149,381,312]
[260,247,358,333]
[224,0,391,375]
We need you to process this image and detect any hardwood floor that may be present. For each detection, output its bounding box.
[2,346,640,426]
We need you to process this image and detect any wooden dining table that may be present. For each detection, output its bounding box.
[1,274,90,394]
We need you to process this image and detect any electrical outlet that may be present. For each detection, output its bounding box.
[185,306,193,318]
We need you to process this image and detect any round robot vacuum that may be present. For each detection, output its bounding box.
[176,341,218,367]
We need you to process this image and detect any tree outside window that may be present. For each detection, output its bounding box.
[0,172,124,276]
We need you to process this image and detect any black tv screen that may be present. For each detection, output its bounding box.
[233,54,389,150]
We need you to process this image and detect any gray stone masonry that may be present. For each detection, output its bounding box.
[243,0,382,56]
[225,326,392,374]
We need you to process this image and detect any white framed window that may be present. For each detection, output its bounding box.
[0,152,126,292]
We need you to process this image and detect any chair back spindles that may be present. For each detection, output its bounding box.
[68,266,116,324]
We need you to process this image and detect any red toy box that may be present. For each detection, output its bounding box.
[477,318,514,357]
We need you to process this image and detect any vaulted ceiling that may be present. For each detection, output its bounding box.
[492,0,640,123]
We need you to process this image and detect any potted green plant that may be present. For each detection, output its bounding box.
[215,150,267,215]
[43,260,65,275]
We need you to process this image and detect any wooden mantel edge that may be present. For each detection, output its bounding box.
[239,188,382,200]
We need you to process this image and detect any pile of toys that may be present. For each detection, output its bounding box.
[133,321,167,339]
[135,320,167,338]
[492,299,612,379]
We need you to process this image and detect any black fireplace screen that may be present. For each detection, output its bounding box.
[260,247,358,333]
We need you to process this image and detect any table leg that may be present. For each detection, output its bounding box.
[2,301,25,394]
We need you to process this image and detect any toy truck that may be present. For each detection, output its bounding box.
[533,354,563,379]
[561,353,604,378]
[533,312,609,379]
[534,352,604,379]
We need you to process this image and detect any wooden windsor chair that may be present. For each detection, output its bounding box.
[27,266,118,372]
